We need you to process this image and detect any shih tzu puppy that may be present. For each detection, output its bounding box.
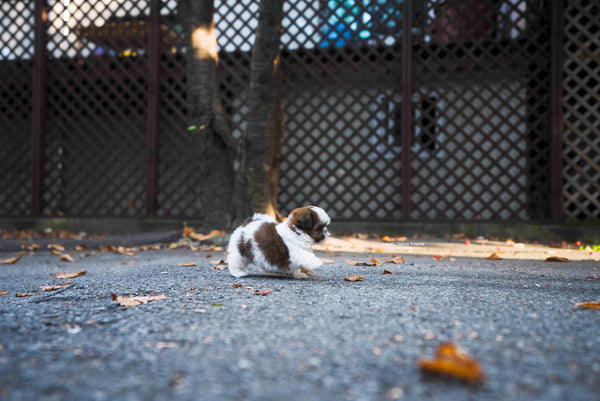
[227,206,331,279]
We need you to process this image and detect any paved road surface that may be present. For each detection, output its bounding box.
[1,240,599,400]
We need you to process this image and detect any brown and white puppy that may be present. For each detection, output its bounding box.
[227,206,331,279]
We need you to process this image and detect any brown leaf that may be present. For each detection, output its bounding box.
[0,255,22,264]
[210,259,228,265]
[574,302,600,310]
[385,256,405,264]
[54,271,86,279]
[485,253,502,260]
[40,281,73,292]
[419,343,485,384]
[344,259,378,267]
[150,245,161,250]
[344,275,364,282]
[300,268,314,275]
[182,225,194,238]
[255,290,272,296]
[382,270,395,274]
[75,245,88,251]
[15,293,32,297]
[0,290,9,295]
[545,256,569,262]
[48,244,65,251]
[369,258,383,265]
[59,254,75,262]
[229,283,243,288]
[111,293,166,307]
[178,263,197,267]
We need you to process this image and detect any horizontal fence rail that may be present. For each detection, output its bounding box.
[0,0,598,224]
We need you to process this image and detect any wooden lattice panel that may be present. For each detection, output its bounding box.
[563,0,600,220]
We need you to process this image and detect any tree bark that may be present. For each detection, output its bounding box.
[235,0,286,221]
[179,0,235,229]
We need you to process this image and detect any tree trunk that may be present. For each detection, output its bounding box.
[179,0,236,229]
[235,0,286,221]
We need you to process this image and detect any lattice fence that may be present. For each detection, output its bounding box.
[0,1,33,217]
[0,0,597,223]
[563,0,600,220]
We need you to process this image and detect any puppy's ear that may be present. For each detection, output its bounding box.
[296,209,314,231]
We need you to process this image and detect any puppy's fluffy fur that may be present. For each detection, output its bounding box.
[227,206,331,279]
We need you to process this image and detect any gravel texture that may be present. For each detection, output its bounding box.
[1,240,599,401]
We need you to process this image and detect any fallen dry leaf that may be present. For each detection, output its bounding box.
[574,302,600,310]
[385,256,405,264]
[545,256,569,262]
[200,245,223,252]
[419,342,485,384]
[210,259,228,265]
[229,283,243,288]
[150,245,161,250]
[183,227,226,242]
[48,244,65,251]
[255,290,272,296]
[0,290,9,295]
[344,259,378,267]
[485,253,502,260]
[319,258,335,263]
[15,293,32,297]
[168,243,181,250]
[0,255,22,264]
[54,271,86,279]
[40,281,73,292]
[178,263,197,267]
[111,293,166,307]
[59,254,76,262]
[300,268,314,275]
[383,270,395,274]
[370,258,384,265]
[344,275,364,282]
[75,245,88,251]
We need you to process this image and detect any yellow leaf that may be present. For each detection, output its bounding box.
[40,281,73,292]
[485,253,502,260]
[574,302,600,310]
[419,343,485,384]
[344,259,378,266]
[59,254,75,262]
[369,258,383,265]
[111,293,166,307]
[344,275,364,282]
[0,255,22,264]
[210,259,228,265]
[54,271,86,279]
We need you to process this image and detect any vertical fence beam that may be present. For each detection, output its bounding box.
[400,0,413,219]
[550,0,565,223]
[147,0,161,216]
[31,0,47,216]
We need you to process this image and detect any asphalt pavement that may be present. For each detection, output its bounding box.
[1,236,599,401]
